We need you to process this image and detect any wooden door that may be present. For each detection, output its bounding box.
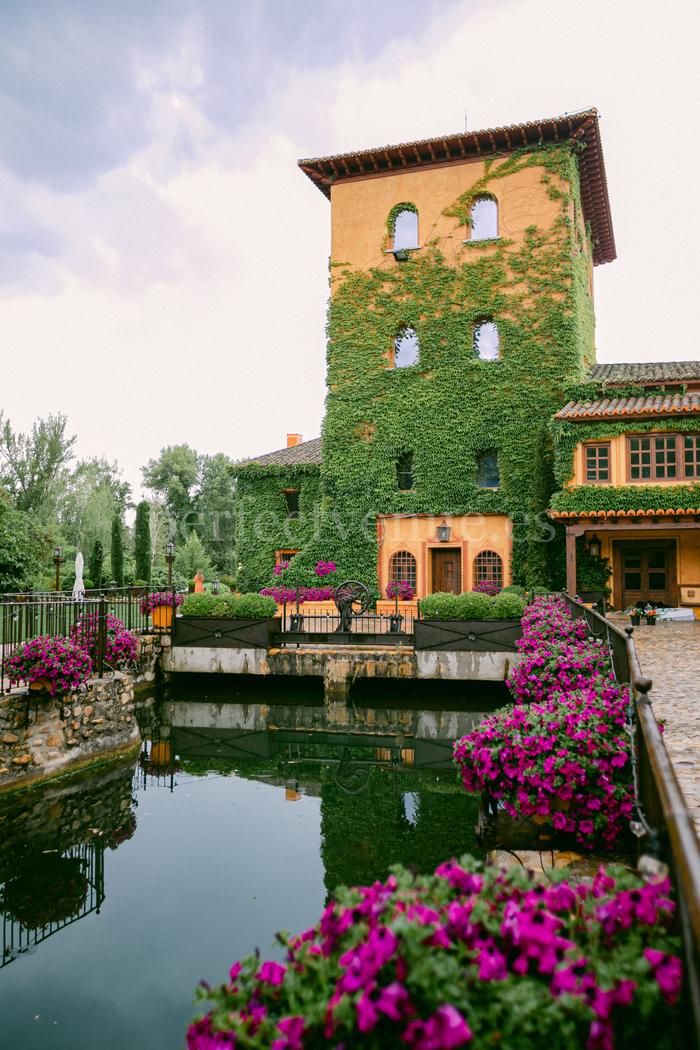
[431,549,461,594]
[618,542,676,608]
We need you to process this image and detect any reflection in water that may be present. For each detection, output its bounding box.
[0,680,501,1049]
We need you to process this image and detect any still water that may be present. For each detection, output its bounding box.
[0,677,504,1049]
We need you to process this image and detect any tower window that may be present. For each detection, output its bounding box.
[393,326,419,368]
[469,196,498,241]
[474,320,500,361]
[474,550,503,590]
[477,450,500,489]
[283,490,300,518]
[396,453,414,490]
[392,207,419,251]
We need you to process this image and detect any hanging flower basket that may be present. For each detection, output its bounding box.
[140,593,183,628]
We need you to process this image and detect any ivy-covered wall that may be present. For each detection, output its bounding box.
[304,144,595,587]
[231,463,322,591]
[233,143,599,590]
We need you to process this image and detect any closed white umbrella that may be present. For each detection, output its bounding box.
[73,552,85,600]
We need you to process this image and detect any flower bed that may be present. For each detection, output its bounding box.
[453,596,634,849]
[70,612,139,669]
[188,856,681,1050]
[4,635,92,696]
[139,592,184,615]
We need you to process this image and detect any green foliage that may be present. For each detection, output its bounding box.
[180,591,276,618]
[552,483,700,513]
[0,412,76,520]
[418,592,464,620]
[142,444,200,527]
[576,539,611,593]
[500,584,526,596]
[89,538,103,588]
[230,465,322,591]
[134,501,151,583]
[0,495,47,592]
[457,591,496,619]
[195,453,237,572]
[492,591,526,618]
[174,530,213,582]
[110,512,124,586]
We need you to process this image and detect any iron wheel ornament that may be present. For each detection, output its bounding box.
[333,580,370,632]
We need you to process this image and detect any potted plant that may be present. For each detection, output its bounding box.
[625,606,642,626]
[4,635,92,697]
[645,605,658,626]
[139,592,184,629]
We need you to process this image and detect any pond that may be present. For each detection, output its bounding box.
[0,676,505,1050]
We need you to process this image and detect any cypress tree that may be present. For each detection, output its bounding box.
[111,512,124,586]
[134,501,151,583]
[89,538,103,588]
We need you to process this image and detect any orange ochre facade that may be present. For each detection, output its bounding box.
[377,513,512,599]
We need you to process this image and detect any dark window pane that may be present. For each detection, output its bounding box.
[624,572,642,590]
[389,551,417,590]
[397,453,413,490]
[394,327,419,367]
[647,551,665,569]
[284,491,300,518]
[393,209,418,250]
[623,553,641,569]
[477,450,500,489]
[649,572,666,590]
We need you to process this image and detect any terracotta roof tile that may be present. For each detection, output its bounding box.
[556,393,700,421]
[238,437,322,469]
[299,109,615,265]
[587,361,700,385]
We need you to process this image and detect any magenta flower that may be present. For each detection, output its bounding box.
[256,960,286,986]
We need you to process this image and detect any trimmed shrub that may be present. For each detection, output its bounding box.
[456,591,495,620]
[181,592,276,619]
[491,591,525,619]
[418,592,463,620]
[225,593,277,618]
[500,583,526,597]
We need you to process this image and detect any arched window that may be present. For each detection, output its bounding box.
[477,450,500,489]
[474,550,503,590]
[392,207,419,251]
[393,326,419,367]
[396,452,414,490]
[389,550,417,591]
[469,196,498,241]
[474,320,500,361]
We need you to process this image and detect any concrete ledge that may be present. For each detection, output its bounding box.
[416,651,521,682]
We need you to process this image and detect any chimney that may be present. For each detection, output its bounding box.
[287,433,302,448]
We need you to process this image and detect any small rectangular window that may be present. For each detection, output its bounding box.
[283,490,300,518]
[396,453,413,490]
[684,434,700,479]
[584,443,610,483]
[477,450,500,489]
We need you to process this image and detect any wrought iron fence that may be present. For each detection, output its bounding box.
[275,603,417,645]
[565,594,700,1039]
[0,589,172,692]
[0,839,105,970]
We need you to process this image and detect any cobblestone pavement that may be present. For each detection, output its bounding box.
[631,622,700,832]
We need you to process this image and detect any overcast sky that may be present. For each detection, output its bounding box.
[2,0,698,497]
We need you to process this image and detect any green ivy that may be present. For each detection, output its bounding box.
[551,483,700,513]
[234,144,596,591]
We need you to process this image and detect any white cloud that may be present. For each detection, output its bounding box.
[2,0,699,496]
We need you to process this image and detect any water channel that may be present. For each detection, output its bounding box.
[0,676,507,1049]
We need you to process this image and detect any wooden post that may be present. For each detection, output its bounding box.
[566,528,577,597]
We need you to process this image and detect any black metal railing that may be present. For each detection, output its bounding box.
[1,839,105,970]
[275,603,417,644]
[0,588,173,692]
[565,594,700,1039]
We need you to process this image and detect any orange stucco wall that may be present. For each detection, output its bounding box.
[570,432,700,488]
[377,513,512,598]
[329,156,575,286]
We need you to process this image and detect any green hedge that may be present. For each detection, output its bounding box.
[551,484,700,513]
[418,590,524,621]
[180,593,277,618]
